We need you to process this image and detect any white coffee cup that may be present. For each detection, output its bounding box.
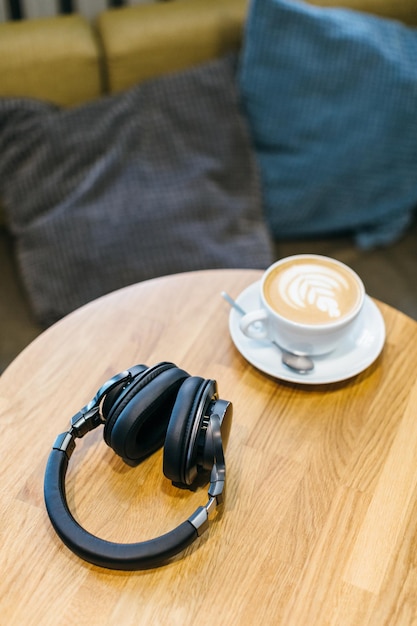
[239,254,365,356]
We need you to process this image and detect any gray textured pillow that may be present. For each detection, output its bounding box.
[0,55,273,326]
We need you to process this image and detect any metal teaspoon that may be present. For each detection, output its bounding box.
[221,291,314,375]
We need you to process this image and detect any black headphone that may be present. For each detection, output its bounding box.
[44,362,232,570]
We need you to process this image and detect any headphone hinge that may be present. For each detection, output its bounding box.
[188,495,218,537]
[208,474,225,505]
[51,407,103,460]
[70,406,103,439]
[52,431,76,459]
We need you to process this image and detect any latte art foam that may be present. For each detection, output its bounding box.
[264,258,362,325]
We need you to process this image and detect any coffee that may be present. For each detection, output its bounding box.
[263,256,362,325]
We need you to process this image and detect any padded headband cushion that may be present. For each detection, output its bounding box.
[44,448,198,570]
[104,363,189,465]
[163,376,212,487]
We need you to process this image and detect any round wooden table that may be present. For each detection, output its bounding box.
[1,269,417,625]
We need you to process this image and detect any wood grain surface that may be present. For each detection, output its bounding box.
[1,269,417,625]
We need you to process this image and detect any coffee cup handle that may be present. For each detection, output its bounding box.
[239,309,269,340]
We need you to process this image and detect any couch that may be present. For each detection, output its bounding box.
[1,0,417,371]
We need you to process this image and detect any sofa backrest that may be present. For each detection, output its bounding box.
[0,0,248,107]
[0,0,416,107]
[97,0,247,94]
[0,14,102,107]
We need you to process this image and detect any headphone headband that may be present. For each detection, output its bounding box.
[44,364,231,570]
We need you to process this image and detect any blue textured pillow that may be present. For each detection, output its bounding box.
[238,0,417,248]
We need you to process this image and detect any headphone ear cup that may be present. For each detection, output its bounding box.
[103,363,189,466]
[163,377,216,489]
[101,365,148,420]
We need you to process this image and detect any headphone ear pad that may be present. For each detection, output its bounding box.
[163,377,214,488]
[101,365,148,420]
[104,364,189,466]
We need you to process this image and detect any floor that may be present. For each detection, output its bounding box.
[1,220,417,374]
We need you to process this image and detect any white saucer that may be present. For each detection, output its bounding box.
[228,281,386,385]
